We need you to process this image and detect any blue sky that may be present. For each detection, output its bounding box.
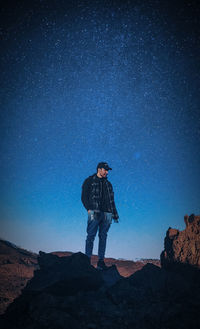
[0,0,199,259]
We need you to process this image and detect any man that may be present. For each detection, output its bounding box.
[81,162,119,270]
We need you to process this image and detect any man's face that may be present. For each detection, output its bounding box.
[98,168,108,178]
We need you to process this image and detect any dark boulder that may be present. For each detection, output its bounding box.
[26,251,104,295]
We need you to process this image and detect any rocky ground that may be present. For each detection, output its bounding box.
[0,214,199,329]
[53,251,161,277]
[0,240,38,315]
[0,240,159,315]
[1,250,200,329]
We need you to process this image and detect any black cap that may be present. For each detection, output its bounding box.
[97,162,112,171]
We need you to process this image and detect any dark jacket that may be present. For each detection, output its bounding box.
[81,173,119,220]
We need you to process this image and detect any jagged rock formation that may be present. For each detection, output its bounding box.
[1,215,200,329]
[161,214,200,268]
[53,252,161,277]
[0,239,160,315]
[28,251,122,293]
[1,248,200,329]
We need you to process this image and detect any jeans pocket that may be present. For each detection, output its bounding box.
[88,210,95,221]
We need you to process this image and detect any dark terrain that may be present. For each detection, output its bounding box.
[0,240,159,315]
[0,214,199,329]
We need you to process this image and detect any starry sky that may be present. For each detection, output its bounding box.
[0,0,200,260]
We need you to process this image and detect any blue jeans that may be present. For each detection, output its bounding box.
[85,210,112,260]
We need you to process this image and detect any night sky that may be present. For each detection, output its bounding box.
[0,0,199,260]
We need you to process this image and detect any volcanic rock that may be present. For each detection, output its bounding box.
[1,245,200,329]
[161,214,200,268]
[0,251,122,329]
[26,251,105,294]
[0,239,160,316]
[1,214,200,329]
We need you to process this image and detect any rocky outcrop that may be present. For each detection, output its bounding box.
[161,214,200,268]
[27,251,121,294]
[1,216,200,329]
[1,252,123,329]
[0,239,160,315]
[53,252,160,277]
[1,249,200,329]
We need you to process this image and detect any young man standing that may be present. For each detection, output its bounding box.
[81,162,119,270]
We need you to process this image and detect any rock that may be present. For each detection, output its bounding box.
[0,239,157,316]
[0,251,122,329]
[1,215,200,329]
[161,214,200,268]
[1,255,200,329]
[26,251,104,295]
[98,264,122,287]
[87,323,97,328]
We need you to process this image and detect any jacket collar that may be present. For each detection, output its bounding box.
[93,173,108,181]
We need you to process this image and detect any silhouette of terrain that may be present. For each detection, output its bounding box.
[53,251,160,276]
[0,214,199,329]
[0,239,159,315]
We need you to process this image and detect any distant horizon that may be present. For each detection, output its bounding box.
[0,209,197,260]
[0,236,162,261]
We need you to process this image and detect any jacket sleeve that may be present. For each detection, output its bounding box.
[112,196,119,220]
[81,177,91,211]
[109,182,119,220]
